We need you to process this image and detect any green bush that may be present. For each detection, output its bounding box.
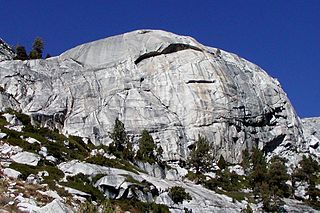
[9,162,38,179]
[63,173,104,201]
[5,109,31,126]
[0,115,8,126]
[185,171,206,184]
[168,186,192,204]
[9,162,64,182]
[113,199,169,213]
[78,201,99,213]
[1,127,41,153]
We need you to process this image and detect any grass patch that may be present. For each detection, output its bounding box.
[5,108,31,126]
[9,162,64,182]
[91,174,106,184]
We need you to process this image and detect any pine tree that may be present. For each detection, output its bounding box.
[249,147,267,197]
[217,155,227,170]
[123,140,134,161]
[294,155,320,205]
[109,118,129,158]
[29,37,44,59]
[187,135,214,173]
[241,148,250,173]
[136,129,157,163]
[268,156,290,198]
[14,45,28,60]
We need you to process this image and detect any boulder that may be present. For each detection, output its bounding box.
[3,168,21,179]
[10,151,40,166]
[0,133,7,139]
[94,175,127,199]
[38,199,74,213]
[228,165,245,176]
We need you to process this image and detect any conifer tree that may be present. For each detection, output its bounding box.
[136,129,157,163]
[14,45,28,60]
[268,156,290,198]
[29,37,44,59]
[187,135,214,173]
[241,148,250,173]
[109,118,130,159]
[249,147,267,197]
[217,155,227,170]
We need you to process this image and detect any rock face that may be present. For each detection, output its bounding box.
[0,38,15,62]
[301,117,320,157]
[0,30,304,163]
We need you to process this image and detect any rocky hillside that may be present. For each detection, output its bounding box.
[0,30,319,212]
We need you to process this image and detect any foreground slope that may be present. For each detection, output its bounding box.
[0,30,304,163]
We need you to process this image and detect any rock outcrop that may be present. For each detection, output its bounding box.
[301,117,320,158]
[0,38,15,62]
[0,30,304,163]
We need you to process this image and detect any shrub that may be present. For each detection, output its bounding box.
[185,171,206,184]
[78,201,99,213]
[5,108,31,125]
[64,173,104,201]
[9,162,64,183]
[113,199,169,213]
[168,186,192,204]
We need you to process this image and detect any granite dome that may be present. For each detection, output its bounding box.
[0,30,304,163]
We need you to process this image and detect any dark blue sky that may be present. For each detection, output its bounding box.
[1,0,319,117]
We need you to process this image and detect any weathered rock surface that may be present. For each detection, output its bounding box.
[302,117,320,157]
[3,167,21,179]
[10,151,40,166]
[0,30,305,163]
[17,198,74,213]
[0,38,15,62]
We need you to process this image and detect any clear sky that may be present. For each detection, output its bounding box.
[1,0,319,118]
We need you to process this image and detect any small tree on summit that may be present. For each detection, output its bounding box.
[29,37,44,59]
[14,45,28,60]
[187,135,214,173]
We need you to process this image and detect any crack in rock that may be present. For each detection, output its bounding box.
[134,43,203,65]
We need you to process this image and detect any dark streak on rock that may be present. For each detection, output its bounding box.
[186,80,215,84]
[134,43,202,65]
